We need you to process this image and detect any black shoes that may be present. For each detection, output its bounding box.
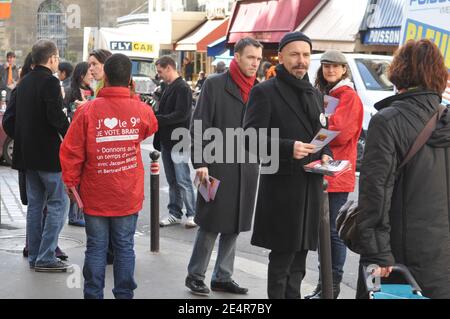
[306,281,341,299]
[34,260,73,273]
[305,283,321,299]
[185,276,210,296]
[211,280,248,295]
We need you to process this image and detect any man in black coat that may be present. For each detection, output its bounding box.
[154,56,197,228]
[244,32,332,299]
[185,37,263,296]
[13,40,71,272]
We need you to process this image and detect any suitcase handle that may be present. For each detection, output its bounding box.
[363,263,423,294]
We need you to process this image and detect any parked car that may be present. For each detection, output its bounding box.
[0,110,14,166]
[308,53,395,169]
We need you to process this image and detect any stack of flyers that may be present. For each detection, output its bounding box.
[194,175,221,202]
[304,160,352,177]
[310,128,340,153]
[324,95,340,116]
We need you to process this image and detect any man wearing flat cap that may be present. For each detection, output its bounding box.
[244,32,332,299]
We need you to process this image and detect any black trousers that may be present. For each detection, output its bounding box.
[267,250,308,299]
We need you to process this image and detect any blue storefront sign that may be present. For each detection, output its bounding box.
[363,27,401,46]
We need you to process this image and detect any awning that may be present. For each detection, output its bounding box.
[207,37,227,57]
[296,0,367,52]
[212,50,233,67]
[359,0,404,46]
[175,19,229,52]
[363,27,401,46]
[360,0,404,31]
[227,0,321,45]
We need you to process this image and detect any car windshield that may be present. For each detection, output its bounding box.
[355,59,394,91]
[132,60,156,79]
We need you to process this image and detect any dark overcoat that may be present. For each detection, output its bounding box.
[190,72,259,234]
[356,90,450,299]
[243,75,332,252]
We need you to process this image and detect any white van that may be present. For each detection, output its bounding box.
[309,53,395,168]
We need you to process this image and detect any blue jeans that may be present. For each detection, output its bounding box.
[328,192,349,282]
[26,170,69,266]
[187,228,238,283]
[83,213,138,299]
[161,145,196,219]
[68,201,84,223]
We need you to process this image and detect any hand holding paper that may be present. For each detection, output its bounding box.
[293,141,316,160]
[194,175,221,202]
[310,129,340,153]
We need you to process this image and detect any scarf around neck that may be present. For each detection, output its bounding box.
[229,59,256,104]
[276,64,319,124]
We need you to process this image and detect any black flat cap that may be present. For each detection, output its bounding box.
[278,31,312,52]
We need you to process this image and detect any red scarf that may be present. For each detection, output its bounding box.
[229,59,256,104]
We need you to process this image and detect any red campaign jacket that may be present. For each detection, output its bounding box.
[60,87,158,217]
[325,80,363,193]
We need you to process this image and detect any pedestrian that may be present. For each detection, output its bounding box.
[195,71,206,91]
[185,37,263,296]
[154,56,197,228]
[64,62,94,121]
[60,53,158,299]
[88,49,112,97]
[354,39,450,299]
[2,52,68,261]
[57,61,73,99]
[258,61,272,82]
[0,51,19,102]
[215,61,226,74]
[87,48,115,264]
[305,50,363,299]
[12,40,71,272]
[243,31,333,299]
[183,57,194,81]
[63,61,94,227]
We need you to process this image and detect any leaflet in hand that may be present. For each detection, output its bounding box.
[194,175,221,202]
[324,95,340,116]
[69,186,84,209]
[310,129,340,153]
[304,160,351,177]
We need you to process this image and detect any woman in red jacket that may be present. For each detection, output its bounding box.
[306,50,363,299]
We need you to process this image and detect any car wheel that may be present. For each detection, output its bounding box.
[3,137,13,166]
[356,134,366,171]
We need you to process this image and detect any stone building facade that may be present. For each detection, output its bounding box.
[0,0,146,64]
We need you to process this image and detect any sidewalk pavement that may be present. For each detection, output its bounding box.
[0,224,356,299]
[0,166,356,299]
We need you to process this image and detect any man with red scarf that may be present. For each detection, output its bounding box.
[185,37,263,295]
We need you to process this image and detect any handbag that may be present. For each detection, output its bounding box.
[336,105,447,253]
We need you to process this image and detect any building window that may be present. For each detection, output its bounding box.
[37,0,67,58]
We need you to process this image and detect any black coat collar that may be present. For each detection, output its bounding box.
[375,89,441,111]
[275,77,315,136]
[33,65,53,75]
[225,72,244,104]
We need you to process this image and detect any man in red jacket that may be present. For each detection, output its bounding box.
[60,54,158,299]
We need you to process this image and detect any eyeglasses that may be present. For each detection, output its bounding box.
[53,55,60,60]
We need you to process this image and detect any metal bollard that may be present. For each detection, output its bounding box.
[319,180,333,299]
[150,151,160,253]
